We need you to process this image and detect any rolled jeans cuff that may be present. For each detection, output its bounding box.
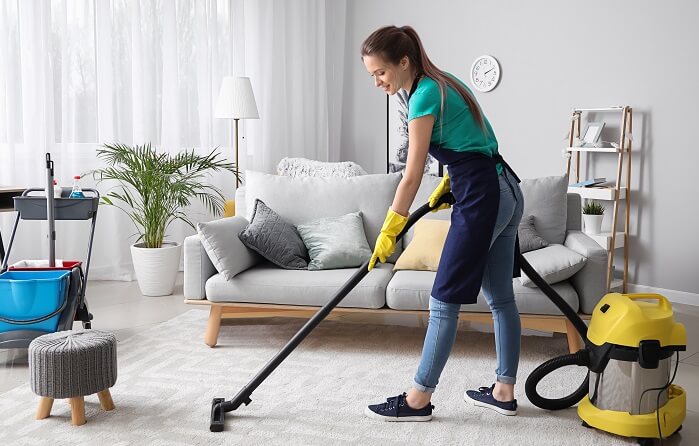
[497,375,516,385]
[412,380,436,394]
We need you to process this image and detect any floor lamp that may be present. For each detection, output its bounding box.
[215,76,259,217]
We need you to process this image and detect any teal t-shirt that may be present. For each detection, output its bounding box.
[408,75,501,173]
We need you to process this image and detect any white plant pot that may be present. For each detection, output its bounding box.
[583,214,604,235]
[130,242,182,296]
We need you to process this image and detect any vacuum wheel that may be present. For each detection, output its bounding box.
[636,438,655,446]
[581,421,592,429]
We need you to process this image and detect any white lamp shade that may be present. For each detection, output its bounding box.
[215,76,259,119]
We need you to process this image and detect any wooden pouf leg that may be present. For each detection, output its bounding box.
[35,397,54,420]
[69,397,86,426]
[97,389,115,411]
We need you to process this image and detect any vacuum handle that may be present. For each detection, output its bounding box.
[625,293,672,311]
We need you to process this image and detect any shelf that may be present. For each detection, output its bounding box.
[568,186,626,200]
[567,146,623,153]
[587,231,625,251]
[573,106,625,112]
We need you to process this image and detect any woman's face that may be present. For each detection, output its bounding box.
[363,55,404,96]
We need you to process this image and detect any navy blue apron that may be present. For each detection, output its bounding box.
[429,145,500,304]
[408,78,521,305]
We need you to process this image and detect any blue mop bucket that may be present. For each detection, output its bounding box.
[0,270,71,333]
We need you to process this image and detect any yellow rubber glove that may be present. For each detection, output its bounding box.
[368,208,408,271]
[428,171,451,212]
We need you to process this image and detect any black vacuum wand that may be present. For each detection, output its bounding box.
[210,192,457,432]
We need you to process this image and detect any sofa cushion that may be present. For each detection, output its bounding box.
[520,175,568,245]
[394,219,450,272]
[244,170,403,262]
[196,216,261,281]
[295,212,372,270]
[403,174,452,248]
[205,262,392,308]
[518,215,550,253]
[386,270,579,315]
[238,199,309,270]
[519,244,587,287]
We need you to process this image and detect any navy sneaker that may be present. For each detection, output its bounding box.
[364,393,434,422]
[464,384,518,416]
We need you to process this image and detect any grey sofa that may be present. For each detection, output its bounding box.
[184,171,608,352]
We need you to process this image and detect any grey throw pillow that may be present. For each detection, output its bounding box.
[519,244,587,287]
[295,212,372,270]
[518,215,550,253]
[238,199,309,270]
[197,216,262,281]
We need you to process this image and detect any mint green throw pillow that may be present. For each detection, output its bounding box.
[295,212,372,271]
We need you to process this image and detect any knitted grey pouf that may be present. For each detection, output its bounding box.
[29,330,117,425]
[29,330,117,400]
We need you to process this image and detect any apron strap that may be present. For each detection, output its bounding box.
[492,154,521,183]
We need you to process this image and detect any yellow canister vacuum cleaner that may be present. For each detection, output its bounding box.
[522,255,687,446]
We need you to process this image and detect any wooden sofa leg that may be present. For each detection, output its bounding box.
[565,319,584,353]
[205,305,223,347]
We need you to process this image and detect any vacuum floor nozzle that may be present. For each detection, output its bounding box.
[210,398,226,432]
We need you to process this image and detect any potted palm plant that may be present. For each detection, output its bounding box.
[582,201,605,235]
[93,143,237,296]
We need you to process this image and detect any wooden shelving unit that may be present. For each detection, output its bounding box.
[566,106,632,293]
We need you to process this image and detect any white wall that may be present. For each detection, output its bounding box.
[340,0,699,296]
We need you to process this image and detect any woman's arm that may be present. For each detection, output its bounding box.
[391,114,435,216]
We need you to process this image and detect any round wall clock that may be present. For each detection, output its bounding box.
[470,55,501,92]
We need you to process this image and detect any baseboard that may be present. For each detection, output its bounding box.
[627,283,699,307]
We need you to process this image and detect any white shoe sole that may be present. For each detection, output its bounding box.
[364,406,433,422]
[464,392,517,416]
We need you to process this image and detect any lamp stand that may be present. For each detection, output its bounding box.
[234,118,241,188]
[223,118,241,218]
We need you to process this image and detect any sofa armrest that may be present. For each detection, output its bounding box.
[183,234,217,300]
[564,230,608,314]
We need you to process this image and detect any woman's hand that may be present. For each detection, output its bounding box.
[428,171,451,212]
[368,208,408,270]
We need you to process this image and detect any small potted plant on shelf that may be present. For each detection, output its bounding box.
[582,201,605,235]
[92,143,238,296]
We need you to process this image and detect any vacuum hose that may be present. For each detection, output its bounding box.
[519,254,592,411]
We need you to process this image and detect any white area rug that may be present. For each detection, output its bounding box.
[0,310,635,445]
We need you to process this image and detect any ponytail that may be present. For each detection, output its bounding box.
[362,25,485,130]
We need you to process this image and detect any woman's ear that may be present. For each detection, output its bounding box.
[400,56,409,70]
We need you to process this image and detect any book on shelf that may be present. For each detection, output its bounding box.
[569,178,607,188]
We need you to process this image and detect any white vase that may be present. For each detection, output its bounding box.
[583,214,604,235]
[130,242,182,296]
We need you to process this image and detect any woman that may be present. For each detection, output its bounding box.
[362,25,524,421]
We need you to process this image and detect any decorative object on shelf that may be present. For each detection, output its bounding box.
[386,88,442,176]
[470,55,501,92]
[582,201,605,235]
[215,76,260,188]
[92,143,237,296]
[580,121,605,147]
[569,177,606,188]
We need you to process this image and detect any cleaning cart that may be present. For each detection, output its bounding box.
[0,154,98,348]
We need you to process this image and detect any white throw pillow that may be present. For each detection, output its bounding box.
[519,244,587,287]
[197,216,262,281]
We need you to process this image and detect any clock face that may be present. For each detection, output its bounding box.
[470,55,500,92]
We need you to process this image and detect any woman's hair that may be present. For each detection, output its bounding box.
[361,25,485,130]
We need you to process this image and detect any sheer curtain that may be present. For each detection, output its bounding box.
[0,0,345,280]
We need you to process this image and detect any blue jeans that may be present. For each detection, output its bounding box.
[413,170,524,392]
